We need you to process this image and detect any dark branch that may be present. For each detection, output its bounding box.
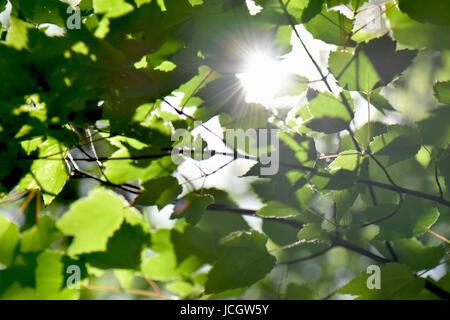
[206,203,304,229]
[359,179,450,207]
[278,246,332,265]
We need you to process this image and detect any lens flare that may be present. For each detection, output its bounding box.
[237,52,287,104]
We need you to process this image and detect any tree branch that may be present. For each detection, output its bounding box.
[358,179,450,207]
[278,246,333,265]
[206,203,304,229]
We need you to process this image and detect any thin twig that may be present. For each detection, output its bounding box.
[361,193,403,227]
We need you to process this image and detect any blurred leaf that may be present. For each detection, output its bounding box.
[300,92,353,133]
[387,6,450,50]
[93,0,134,18]
[374,239,444,271]
[0,215,20,267]
[20,215,62,253]
[82,221,149,269]
[135,176,182,209]
[301,0,323,23]
[433,81,450,104]
[304,8,354,46]
[417,105,450,148]
[337,263,425,299]
[369,125,421,166]
[205,231,276,293]
[329,150,361,172]
[1,250,79,299]
[399,0,450,26]
[171,193,214,225]
[256,200,300,218]
[371,196,440,240]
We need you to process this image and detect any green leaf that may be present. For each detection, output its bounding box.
[17,136,70,205]
[141,229,183,281]
[301,92,353,133]
[329,48,381,92]
[11,0,69,27]
[135,176,182,209]
[6,16,31,51]
[362,88,395,114]
[103,146,175,184]
[172,193,251,265]
[417,105,450,148]
[375,239,444,271]
[205,231,276,293]
[399,0,450,26]
[256,200,300,218]
[301,0,323,23]
[57,188,146,255]
[387,6,450,50]
[82,221,149,269]
[340,121,388,151]
[284,283,317,299]
[337,263,425,299]
[304,8,354,46]
[273,74,309,97]
[329,150,361,172]
[373,196,440,240]
[93,0,134,18]
[359,35,417,87]
[20,215,62,253]
[1,250,79,299]
[369,125,421,166]
[297,223,324,241]
[171,193,214,225]
[0,215,20,267]
[433,81,450,104]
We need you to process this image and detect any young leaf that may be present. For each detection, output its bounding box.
[57,188,146,255]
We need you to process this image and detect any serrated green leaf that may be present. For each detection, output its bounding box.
[16,136,69,205]
[329,48,381,92]
[304,9,353,46]
[57,188,145,255]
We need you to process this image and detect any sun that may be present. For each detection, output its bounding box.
[236,52,288,104]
